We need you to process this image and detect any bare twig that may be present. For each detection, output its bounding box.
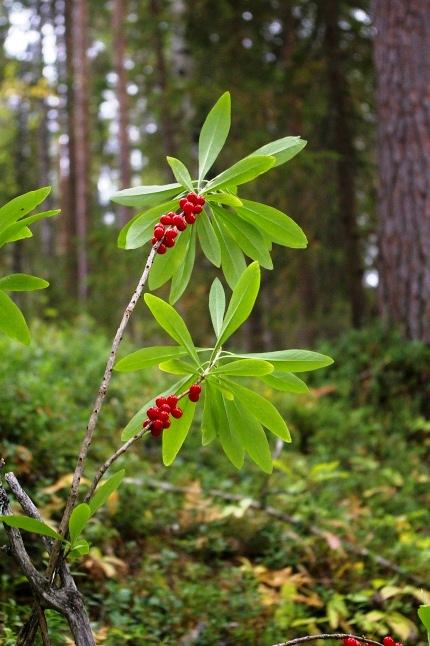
[272,634,382,646]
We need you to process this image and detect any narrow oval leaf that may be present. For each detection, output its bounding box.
[237,349,334,373]
[0,210,60,248]
[218,262,261,347]
[217,393,244,469]
[205,192,243,207]
[166,157,194,191]
[262,371,309,393]
[115,346,187,372]
[169,227,196,304]
[199,92,231,180]
[0,187,51,233]
[250,136,307,168]
[89,470,125,515]
[209,278,226,338]
[68,503,91,546]
[214,222,247,288]
[225,399,273,473]
[196,210,221,267]
[213,358,273,377]
[162,397,196,465]
[201,382,217,445]
[0,290,30,345]
[0,515,63,541]
[149,226,191,291]
[222,378,291,442]
[144,294,199,365]
[158,358,199,375]
[214,205,273,269]
[0,274,49,292]
[205,156,275,191]
[111,183,181,208]
[237,200,307,249]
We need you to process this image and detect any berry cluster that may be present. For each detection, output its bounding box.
[343,637,403,646]
[152,192,205,255]
[143,384,202,437]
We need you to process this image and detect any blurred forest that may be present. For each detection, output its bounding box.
[1,1,430,644]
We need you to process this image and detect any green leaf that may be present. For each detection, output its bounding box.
[0,187,51,233]
[159,358,199,375]
[69,539,90,559]
[237,349,334,372]
[222,378,291,442]
[119,199,178,250]
[121,376,191,441]
[224,399,272,473]
[198,92,231,181]
[213,205,273,269]
[201,382,217,445]
[250,136,307,168]
[418,605,430,643]
[0,290,30,345]
[149,226,191,291]
[0,515,63,541]
[236,200,307,249]
[115,346,188,372]
[196,210,221,267]
[205,192,243,207]
[0,210,60,248]
[209,278,226,338]
[169,226,196,304]
[0,274,49,292]
[205,155,275,192]
[211,212,246,288]
[68,503,91,546]
[144,294,199,365]
[213,358,273,377]
[162,397,196,465]
[166,157,194,191]
[216,392,244,469]
[207,376,235,400]
[89,470,125,515]
[262,371,309,394]
[5,226,32,243]
[217,262,261,347]
[111,183,181,208]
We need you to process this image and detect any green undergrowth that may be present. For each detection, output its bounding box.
[0,323,429,644]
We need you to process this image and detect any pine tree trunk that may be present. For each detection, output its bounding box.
[373,0,430,342]
[112,0,132,226]
[323,0,365,328]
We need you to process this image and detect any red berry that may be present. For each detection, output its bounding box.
[183,201,195,214]
[165,228,178,240]
[159,403,171,413]
[151,419,164,436]
[147,407,159,421]
[157,244,167,254]
[189,384,201,402]
[158,411,170,424]
[196,195,205,206]
[193,204,203,214]
[160,214,173,225]
[171,407,183,418]
[383,638,396,646]
[164,237,175,248]
[184,212,196,224]
[179,197,188,209]
[187,192,198,204]
[143,419,150,427]
[162,419,171,429]
[155,396,167,407]
[343,639,360,646]
[173,215,187,231]
[166,395,178,407]
[153,226,165,240]
[151,236,157,245]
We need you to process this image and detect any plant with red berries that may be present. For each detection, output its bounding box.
[0,94,335,644]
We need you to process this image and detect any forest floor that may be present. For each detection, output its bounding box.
[1,323,429,645]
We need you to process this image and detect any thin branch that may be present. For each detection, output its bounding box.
[132,477,425,588]
[272,634,382,646]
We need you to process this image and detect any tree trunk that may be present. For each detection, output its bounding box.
[112,0,132,226]
[373,0,430,342]
[323,0,365,328]
[64,593,95,646]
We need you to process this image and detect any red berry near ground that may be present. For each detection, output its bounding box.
[155,396,167,407]
[157,244,167,254]
[171,407,183,418]
[153,226,165,240]
[166,395,178,407]
[193,204,203,214]
[184,212,196,224]
[160,214,173,225]
[164,237,175,248]
[173,215,187,230]
[147,407,159,420]
[383,638,396,646]
[159,403,171,413]
[179,197,188,209]
[151,419,163,436]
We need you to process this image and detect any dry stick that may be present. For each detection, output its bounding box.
[272,635,382,646]
[132,477,426,588]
